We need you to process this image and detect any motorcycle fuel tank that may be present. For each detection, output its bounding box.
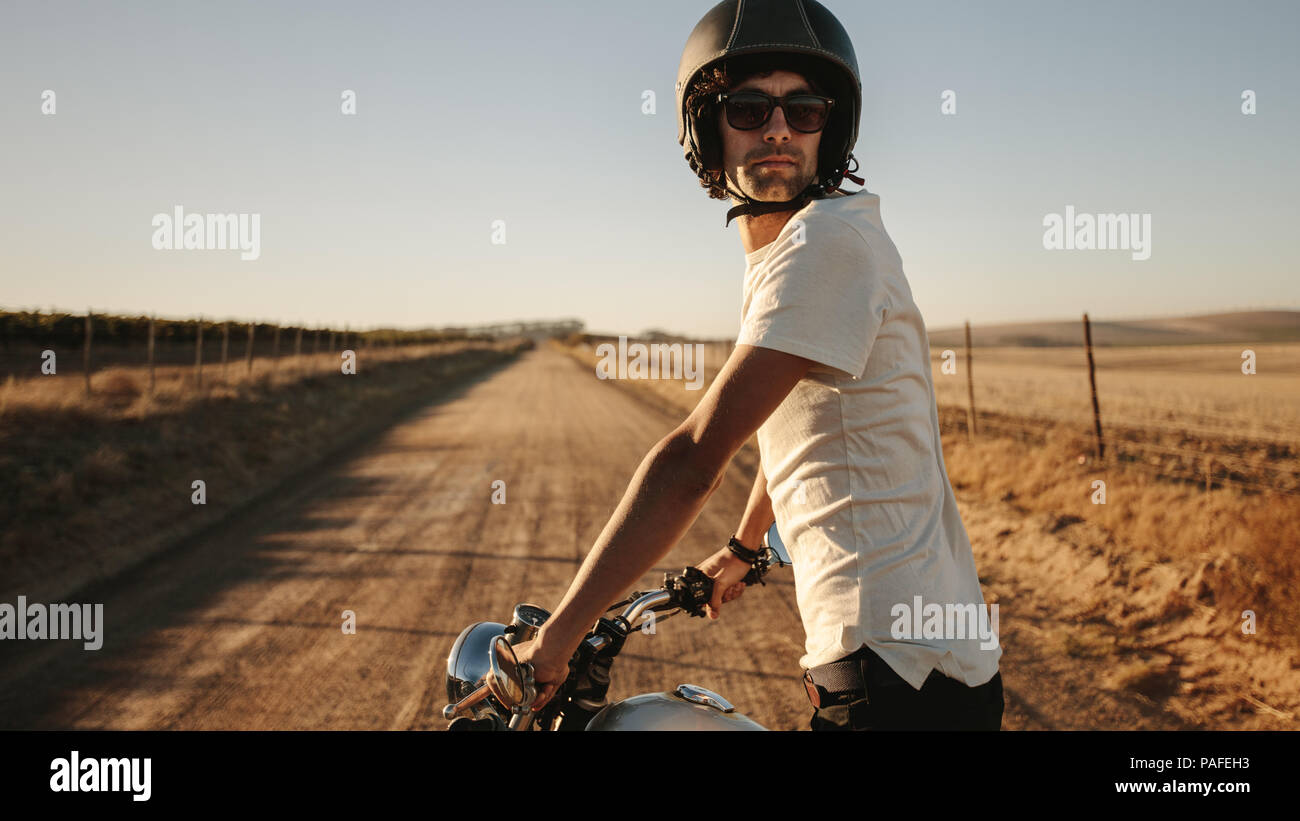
[584,684,767,731]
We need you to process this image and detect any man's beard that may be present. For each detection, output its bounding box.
[735,163,816,202]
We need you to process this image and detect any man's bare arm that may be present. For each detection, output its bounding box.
[530,432,722,656]
[531,344,811,660]
[735,462,773,551]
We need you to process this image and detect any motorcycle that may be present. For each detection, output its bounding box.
[442,523,793,731]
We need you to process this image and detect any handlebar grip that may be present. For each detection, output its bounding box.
[665,566,714,617]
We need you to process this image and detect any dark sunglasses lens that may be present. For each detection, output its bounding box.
[784,96,830,132]
[725,94,772,129]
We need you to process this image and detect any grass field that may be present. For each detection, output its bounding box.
[931,343,1300,447]
[0,339,531,602]
[559,336,1300,651]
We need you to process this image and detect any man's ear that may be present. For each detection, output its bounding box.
[701,138,722,172]
[696,112,723,171]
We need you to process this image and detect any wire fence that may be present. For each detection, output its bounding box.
[580,320,1299,498]
[0,309,582,391]
[930,315,1299,497]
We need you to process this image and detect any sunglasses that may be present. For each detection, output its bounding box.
[716,90,835,133]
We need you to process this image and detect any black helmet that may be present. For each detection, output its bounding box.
[675,0,865,226]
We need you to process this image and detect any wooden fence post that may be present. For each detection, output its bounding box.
[1082,312,1105,461]
[221,321,230,378]
[245,322,256,374]
[147,315,156,395]
[295,326,304,375]
[964,320,977,442]
[272,324,281,371]
[83,310,93,396]
[195,316,204,390]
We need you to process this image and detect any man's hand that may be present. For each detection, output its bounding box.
[511,628,580,712]
[697,547,754,620]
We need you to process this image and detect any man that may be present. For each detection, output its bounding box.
[516,0,1003,731]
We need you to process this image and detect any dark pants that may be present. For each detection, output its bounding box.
[809,645,1003,731]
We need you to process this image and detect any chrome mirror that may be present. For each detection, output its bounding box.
[764,522,792,567]
[486,634,534,711]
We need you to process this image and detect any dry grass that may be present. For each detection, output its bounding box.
[0,340,530,602]
[0,341,478,423]
[940,424,1300,645]
[931,342,1300,445]
[556,338,1300,651]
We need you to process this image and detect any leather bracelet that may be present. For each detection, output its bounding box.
[726,535,762,564]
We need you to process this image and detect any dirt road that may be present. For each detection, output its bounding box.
[1,345,1292,729]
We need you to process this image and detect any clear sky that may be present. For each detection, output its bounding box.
[2,0,1296,338]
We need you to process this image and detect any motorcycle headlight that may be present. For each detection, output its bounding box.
[445,621,508,718]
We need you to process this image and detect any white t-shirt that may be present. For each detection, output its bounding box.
[738,189,1002,689]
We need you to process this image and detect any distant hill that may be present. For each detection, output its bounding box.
[927,310,1300,348]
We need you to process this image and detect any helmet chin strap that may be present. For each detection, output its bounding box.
[725,193,813,226]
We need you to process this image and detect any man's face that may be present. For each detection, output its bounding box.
[716,69,823,202]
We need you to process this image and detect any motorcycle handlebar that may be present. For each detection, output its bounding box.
[620,589,675,628]
[447,547,784,730]
[584,588,673,653]
[584,547,786,652]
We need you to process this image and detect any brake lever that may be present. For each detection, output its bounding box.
[499,661,538,730]
[518,660,537,705]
